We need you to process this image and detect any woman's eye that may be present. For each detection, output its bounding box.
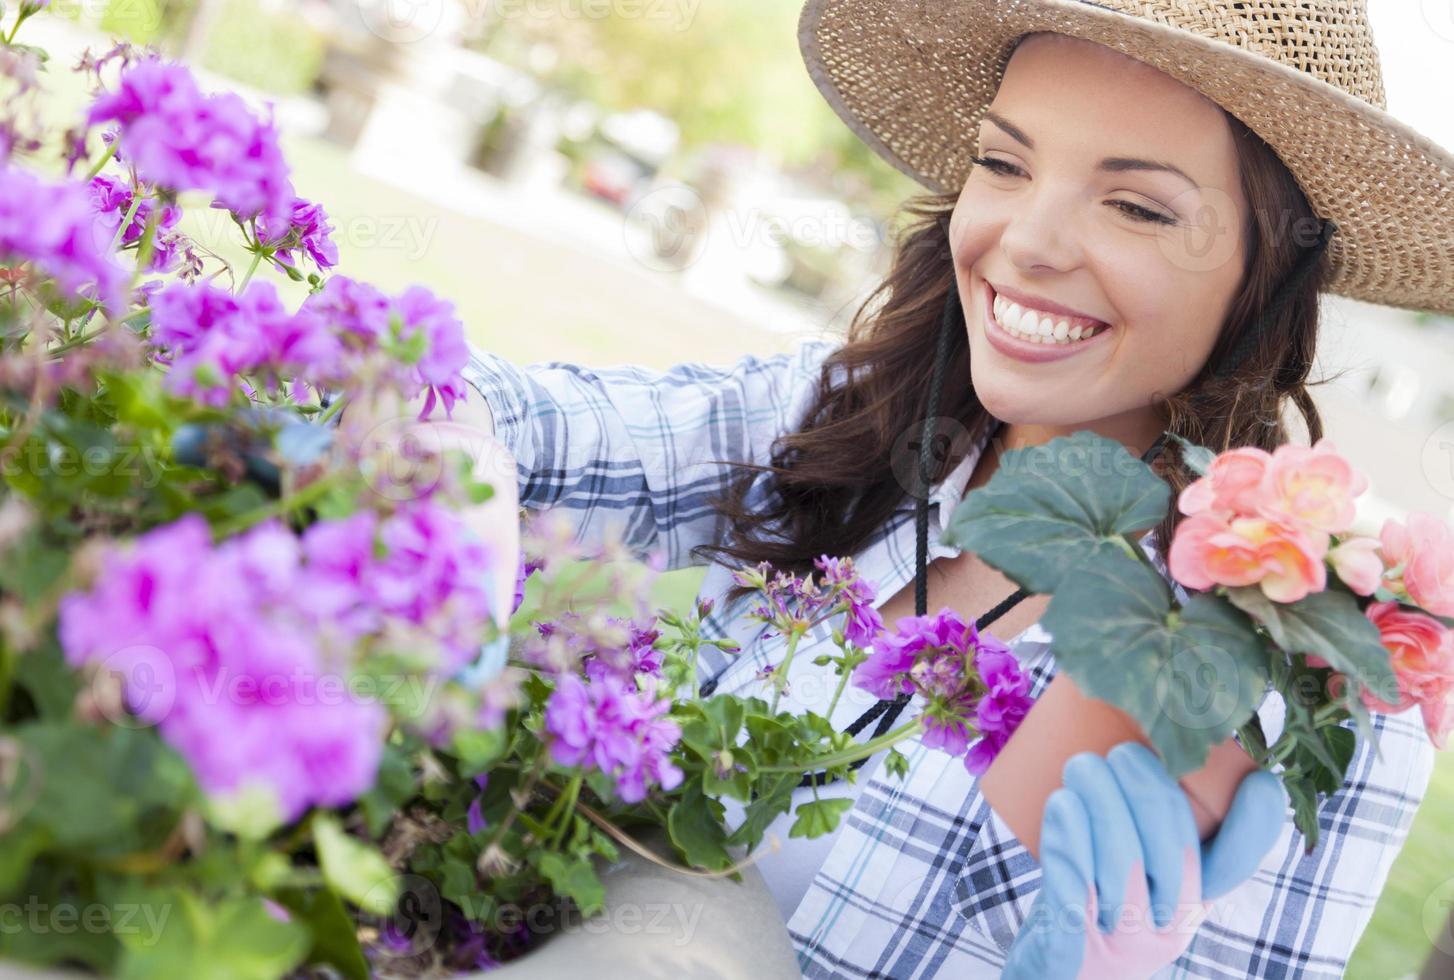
[968,154,1021,177]
[1111,201,1178,226]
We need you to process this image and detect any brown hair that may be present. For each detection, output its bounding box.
[693,109,1340,606]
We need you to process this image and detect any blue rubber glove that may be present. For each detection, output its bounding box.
[1002,742,1288,980]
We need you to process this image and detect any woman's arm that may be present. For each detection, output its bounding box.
[456,337,842,570]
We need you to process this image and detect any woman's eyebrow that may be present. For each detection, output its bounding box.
[981,110,1202,190]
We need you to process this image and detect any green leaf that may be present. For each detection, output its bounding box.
[667,781,732,870]
[535,850,605,916]
[451,727,507,778]
[358,741,416,838]
[1224,587,1397,703]
[275,887,370,980]
[1283,774,1322,854]
[1041,553,1270,776]
[788,797,854,839]
[884,747,911,781]
[313,813,400,915]
[1163,432,1216,477]
[725,772,796,850]
[942,429,1170,594]
[114,890,310,980]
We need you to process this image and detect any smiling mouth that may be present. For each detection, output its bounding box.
[979,279,1113,362]
[987,286,1109,345]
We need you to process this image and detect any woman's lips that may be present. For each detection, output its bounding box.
[980,279,1112,364]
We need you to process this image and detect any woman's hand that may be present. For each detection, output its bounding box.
[340,385,521,631]
[1002,741,1288,980]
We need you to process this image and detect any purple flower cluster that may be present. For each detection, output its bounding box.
[56,501,507,825]
[297,501,503,676]
[963,644,1033,776]
[88,174,185,273]
[852,607,1033,777]
[56,515,387,825]
[86,59,294,228]
[144,275,472,415]
[732,554,883,646]
[0,164,128,314]
[529,611,662,684]
[543,673,682,803]
[299,275,471,418]
[148,279,339,406]
[255,196,338,272]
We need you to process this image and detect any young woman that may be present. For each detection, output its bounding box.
[423,1,1454,976]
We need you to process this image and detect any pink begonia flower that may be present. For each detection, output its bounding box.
[1177,446,1272,518]
[1179,439,1366,537]
[1326,535,1385,596]
[1167,511,1327,603]
[1310,600,1454,749]
[1258,439,1367,535]
[1380,512,1454,616]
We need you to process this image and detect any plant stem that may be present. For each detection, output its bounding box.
[315,394,348,426]
[210,470,347,539]
[824,658,853,720]
[108,194,144,254]
[546,773,582,849]
[237,250,264,292]
[768,628,804,715]
[84,140,120,180]
[759,717,924,774]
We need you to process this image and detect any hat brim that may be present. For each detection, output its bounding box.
[800,0,1454,315]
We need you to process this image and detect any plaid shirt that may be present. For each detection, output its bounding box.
[462,338,1435,978]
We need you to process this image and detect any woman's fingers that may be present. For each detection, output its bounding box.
[1105,742,1198,928]
[1062,750,1143,933]
[1004,787,1096,979]
[1200,768,1288,901]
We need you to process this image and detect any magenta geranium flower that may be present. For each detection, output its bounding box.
[853,607,1032,776]
[87,58,295,228]
[256,196,338,272]
[0,164,129,314]
[543,673,683,803]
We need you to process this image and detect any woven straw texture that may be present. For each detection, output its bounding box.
[799,0,1454,315]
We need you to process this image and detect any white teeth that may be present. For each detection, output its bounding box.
[992,293,1105,346]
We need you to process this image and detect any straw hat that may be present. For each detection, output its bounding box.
[798,0,1454,316]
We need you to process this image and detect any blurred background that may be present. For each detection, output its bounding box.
[21,1,1454,975]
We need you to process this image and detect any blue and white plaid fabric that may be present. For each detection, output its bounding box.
[462,338,1435,978]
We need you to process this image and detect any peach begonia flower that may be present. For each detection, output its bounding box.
[1178,439,1366,537]
[1326,535,1384,596]
[1168,511,1328,603]
[1310,600,1454,749]
[1379,512,1454,617]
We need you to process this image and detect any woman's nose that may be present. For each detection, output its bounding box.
[997,188,1084,275]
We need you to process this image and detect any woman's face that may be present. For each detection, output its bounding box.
[950,32,1248,451]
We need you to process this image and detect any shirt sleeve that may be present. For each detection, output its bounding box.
[1169,706,1435,979]
[459,336,843,571]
